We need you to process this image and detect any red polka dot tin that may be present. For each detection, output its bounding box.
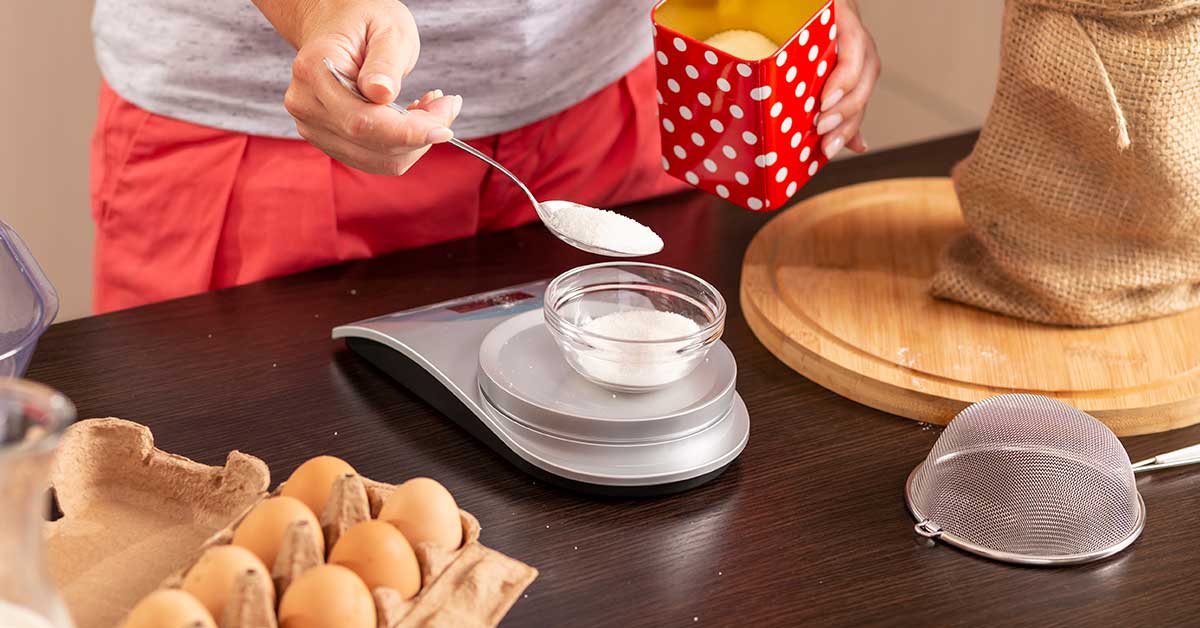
[651,0,838,211]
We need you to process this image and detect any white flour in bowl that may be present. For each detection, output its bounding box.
[576,310,702,389]
[541,201,663,256]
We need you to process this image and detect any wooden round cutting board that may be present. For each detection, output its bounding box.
[740,178,1200,436]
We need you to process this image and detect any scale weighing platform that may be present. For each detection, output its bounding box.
[333,280,749,497]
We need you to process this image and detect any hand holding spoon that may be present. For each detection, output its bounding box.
[323,59,663,257]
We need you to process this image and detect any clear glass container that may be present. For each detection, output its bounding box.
[544,262,726,393]
[1,221,59,378]
[1,379,77,627]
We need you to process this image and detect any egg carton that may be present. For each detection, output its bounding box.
[42,418,536,628]
[46,419,271,628]
[160,474,537,628]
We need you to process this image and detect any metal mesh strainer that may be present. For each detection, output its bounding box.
[906,394,1200,566]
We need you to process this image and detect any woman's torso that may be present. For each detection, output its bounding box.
[92,0,656,139]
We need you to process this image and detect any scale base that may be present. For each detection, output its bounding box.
[347,338,735,497]
[335,280,748,497]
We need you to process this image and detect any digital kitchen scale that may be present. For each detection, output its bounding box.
[333,280,749,497]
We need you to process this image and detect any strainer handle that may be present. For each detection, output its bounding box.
[913,520,943,538]
[1131,443,1200,473]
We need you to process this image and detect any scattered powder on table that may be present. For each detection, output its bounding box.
[541,201,663,256]
[577,310,702,388]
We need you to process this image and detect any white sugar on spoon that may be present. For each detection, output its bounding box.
[541,201,664,257]
[324,59,663,258]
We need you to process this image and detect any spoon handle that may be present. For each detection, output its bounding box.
[322,59,543,215]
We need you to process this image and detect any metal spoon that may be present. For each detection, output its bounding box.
[323,59,662,257]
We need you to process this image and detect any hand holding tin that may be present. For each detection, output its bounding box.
[815,0,879,158]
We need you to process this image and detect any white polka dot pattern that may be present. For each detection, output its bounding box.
[651,1,837,211]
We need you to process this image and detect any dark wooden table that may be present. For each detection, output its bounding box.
[28,133,1200,627]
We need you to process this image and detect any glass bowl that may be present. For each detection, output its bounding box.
[544,262,726,393]
[1,221,59,378]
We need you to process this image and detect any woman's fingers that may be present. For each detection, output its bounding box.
[820,51,879,157]
[306,51,454,151]
[296,121,433,175]
[847,133,869,153]
[358,15,419,104]
[282,0,454,175]
[816,0,880,158]
[820,12,865,111]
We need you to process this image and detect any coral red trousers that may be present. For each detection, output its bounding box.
[90,56,682,313]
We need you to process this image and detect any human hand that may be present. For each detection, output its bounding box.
[268,0,462,175]
[814,0,880,158]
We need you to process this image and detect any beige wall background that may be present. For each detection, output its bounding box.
[0,1,1001,322]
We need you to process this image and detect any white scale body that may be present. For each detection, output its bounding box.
[333,280,749,496]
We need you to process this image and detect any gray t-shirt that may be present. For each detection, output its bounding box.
[92,1,655,139]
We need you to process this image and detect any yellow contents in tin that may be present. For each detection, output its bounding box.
[704,30,781,60]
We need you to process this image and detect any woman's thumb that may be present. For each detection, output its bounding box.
[359,26,413,104]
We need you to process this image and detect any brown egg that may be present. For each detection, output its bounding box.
[123,589,216,628]
[378,477,463,550]
[180,545,273,621]
[280,455,357,518]
[232,496,324,571]
[278,564,375,628]
[329,520,421,599]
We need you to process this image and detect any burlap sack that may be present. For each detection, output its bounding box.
[932,0,1200,326]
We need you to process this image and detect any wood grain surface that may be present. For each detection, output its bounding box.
[741,177,1200,436]
[26,133,1200,627]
